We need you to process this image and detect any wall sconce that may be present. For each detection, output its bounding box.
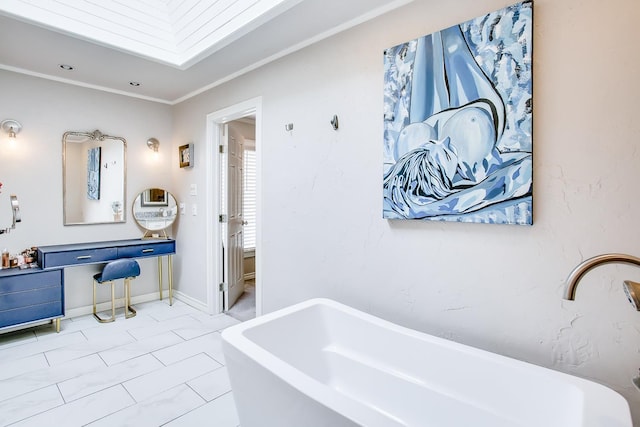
[146,137,159,152]
[1,119,22,140]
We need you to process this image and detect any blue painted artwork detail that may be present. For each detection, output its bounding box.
[87,146,101,200]
[383,1,532,224]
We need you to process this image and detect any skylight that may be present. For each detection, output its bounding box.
[0,0,302,69]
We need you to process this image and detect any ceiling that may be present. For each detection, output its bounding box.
[0,0,411,104]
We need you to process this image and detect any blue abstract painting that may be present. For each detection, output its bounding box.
[383,1,532,224]
[87,146,101,200]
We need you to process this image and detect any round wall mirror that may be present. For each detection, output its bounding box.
[132,188,177,238]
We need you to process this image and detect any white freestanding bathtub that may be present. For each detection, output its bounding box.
[221,298,631,427]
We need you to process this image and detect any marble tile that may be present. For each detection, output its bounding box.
[99,330,183,366]
[86,384,205,427]
[9,385,134,427]
[187,366,232,401]
[0,385,63,426]
[32,319,84,339]
[123,353,221,402]
[126,314,203,341]
[0,329,37,350]
[152,331,225,366]
[0,354,106,402]
[141,300,200,322]
[36,314,99,336]
[0,353,48,381]
[164,391,239,427]
[80,315,159,341]
[0,331,86,363]
[172,314,240,340]
[0,300,242,427]
[44,329,135,366]
[57,354,163,402]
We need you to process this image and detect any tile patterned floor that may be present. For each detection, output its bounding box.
[0,300,242,427]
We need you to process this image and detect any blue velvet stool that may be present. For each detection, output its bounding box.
[93,258,140,323]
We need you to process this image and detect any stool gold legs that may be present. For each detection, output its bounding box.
[93,279,116,323]
[125,277,137,319]
[93,277,137,322]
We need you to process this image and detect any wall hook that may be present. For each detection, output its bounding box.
[330,115,339,131]
[284,123,294,132]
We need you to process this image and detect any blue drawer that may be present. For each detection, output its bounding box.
[41,248,117,268]
[0,269,62,293]
[117,241,175,258]
[0,301,63,328]
[0,286,61,311]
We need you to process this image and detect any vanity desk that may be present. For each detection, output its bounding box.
[38,238,176,305]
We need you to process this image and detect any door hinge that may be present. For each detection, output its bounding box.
[219,144,225,153]
[218,214,228,223]
[219,282,228,292]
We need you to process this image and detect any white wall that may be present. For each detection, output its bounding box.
[0,70,174,310]
[171,0,640,421]
[1,0,639,421]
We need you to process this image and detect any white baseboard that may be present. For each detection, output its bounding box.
[172,289,209,313]
[244,272,255,281]
[62,290,211,320]
[64,292,166,319]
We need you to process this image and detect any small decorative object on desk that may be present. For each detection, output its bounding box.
[1,249,8,269]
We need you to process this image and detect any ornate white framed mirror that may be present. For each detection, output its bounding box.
[62,130,126,225]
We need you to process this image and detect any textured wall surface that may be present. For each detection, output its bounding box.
[172,0,640,422]
[2,0,639,423]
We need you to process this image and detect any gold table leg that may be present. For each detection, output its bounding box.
[158,257,163,300]
[168,254,173,306]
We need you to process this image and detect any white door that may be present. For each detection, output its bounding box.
[221,124,245,311]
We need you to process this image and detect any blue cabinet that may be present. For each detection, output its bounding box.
[0,268,64,331]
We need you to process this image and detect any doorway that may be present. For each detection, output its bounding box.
[205,97,262,317]
[225,118,256,321]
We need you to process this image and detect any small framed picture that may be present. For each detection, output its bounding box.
[141,188,168,207]
[179,143,193,168]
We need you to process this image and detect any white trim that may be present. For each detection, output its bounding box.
[170,0,413,104]
[171,289,209,313]
[244,272,256,281]
[1,0,412,105]
[206,97,263,316]
[59,290,208,321]
[63,291,163,319]
[0,64,173,105]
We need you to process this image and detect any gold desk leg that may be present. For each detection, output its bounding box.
[168,254,173,306]
[52,318,60,333]
[158,256,163,301]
